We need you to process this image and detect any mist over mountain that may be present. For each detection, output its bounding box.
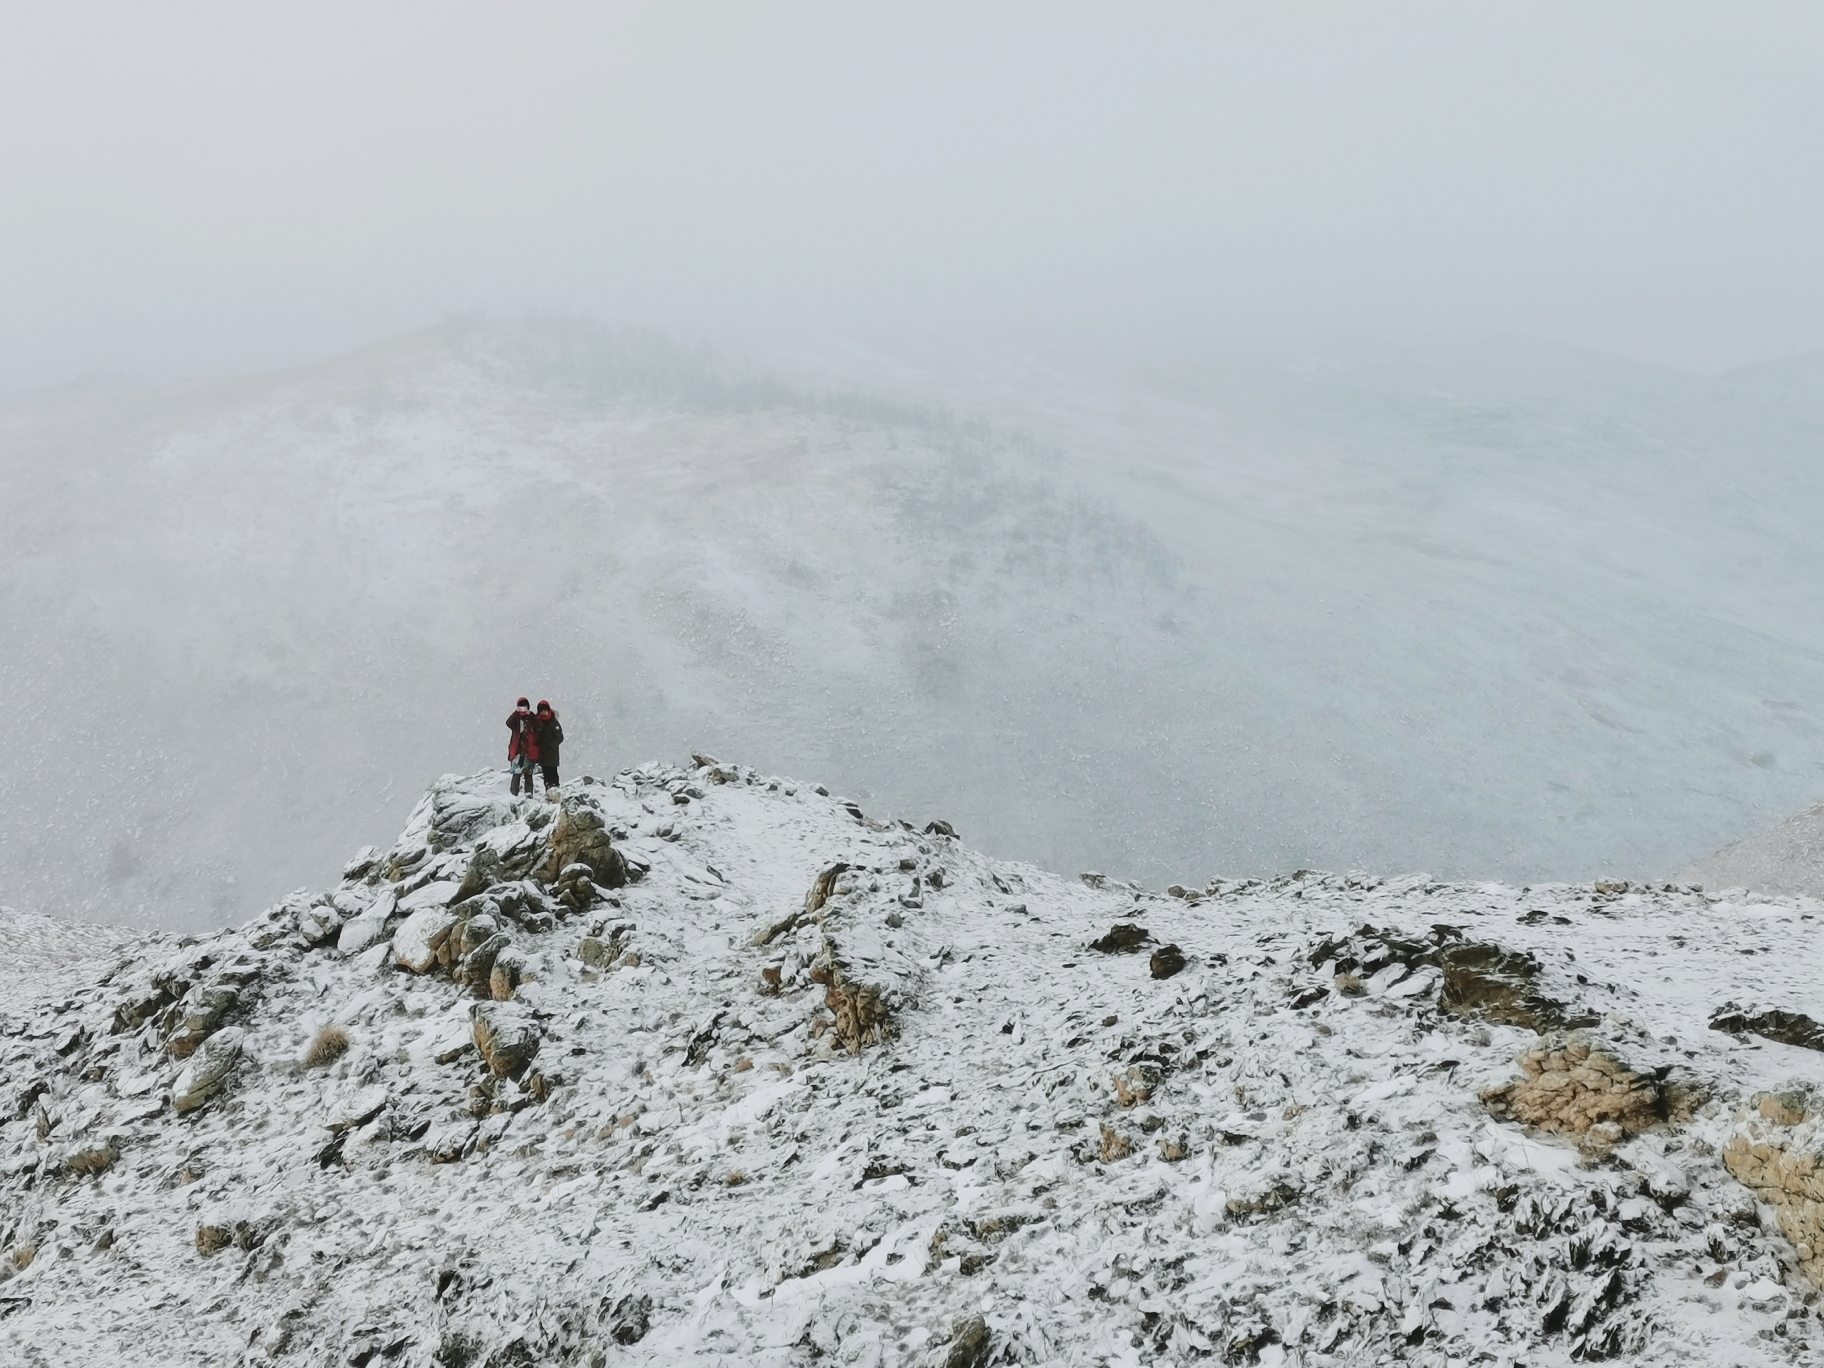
[5,317,1824,930]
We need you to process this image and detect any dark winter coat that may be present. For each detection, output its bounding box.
[506,711,540,763]
[534,711,563,766]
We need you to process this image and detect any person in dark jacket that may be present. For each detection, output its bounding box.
[506,697,540,796]
[533,700,563,793]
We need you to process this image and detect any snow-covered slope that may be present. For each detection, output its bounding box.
[11,322,1824,929]
[1677,802,1824,900]
[7,761,1824,1366]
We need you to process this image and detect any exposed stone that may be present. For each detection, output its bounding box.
[1478,1032,1661,1142]
[489,945,533,1001]
[605,1292,652,1345]
[172,1027,245,1114]
[533,802,627,889]
[1710,1003,1824,1053]
[1439,942,1593,1032]
[1149,944,1185,979]
[1090,923,1151,954]
[471,1002,541,1080]
[164,984,240,1059]
[1722,1089,1824,1289]
[391,905,457,974]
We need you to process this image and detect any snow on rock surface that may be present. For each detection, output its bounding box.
[6,766,1824,1365]
[1678,799,1824,900]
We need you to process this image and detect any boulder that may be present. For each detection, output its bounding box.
[1090,923,1151,954]
[1722,1090,1824,1289]
[164,984,240,1059]
[1438,942,1593,1032]
[172,1027,246,1114]
[336,889,398,957]
[1710,1004,1824,1053]
[534,803,627,888]
[471,1002,541,1080]
[392,905,457,974]
[1479,1032,1661,1144]
[1149,944,1186,979]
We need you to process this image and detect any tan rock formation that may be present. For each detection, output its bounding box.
[1722,1090,1824,1290]
[1479,1032,1661,1145]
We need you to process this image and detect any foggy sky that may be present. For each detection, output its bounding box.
[5,2,1824,388]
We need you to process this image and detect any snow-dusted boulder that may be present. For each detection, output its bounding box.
[171,1026,245,1114]
[392,904,457,974]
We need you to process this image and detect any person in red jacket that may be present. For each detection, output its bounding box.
[533,700,564,794]
[506,697,541,796]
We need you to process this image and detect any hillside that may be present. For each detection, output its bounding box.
[6,761,1824,1365]
[11,323,1824,929]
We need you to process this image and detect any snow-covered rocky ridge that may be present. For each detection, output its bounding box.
[6,762,1824,1367]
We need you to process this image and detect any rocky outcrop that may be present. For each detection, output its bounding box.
[1711,1003,1824,1053]
[471,1001,541,1080]
[1438,943,1593,1032]
[1479,1032,1661,1145]
[1722,1090,1824,1289]
[533,802,627,889]
[171,1026,245,1114]
[392,905,457,974]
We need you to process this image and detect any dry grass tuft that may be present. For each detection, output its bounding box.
[302,1024,351,1068]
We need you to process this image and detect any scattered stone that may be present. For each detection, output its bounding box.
[606,1292,652,1345]
[471,1002,541,1080]
[392,905,457,974]
[1478,1032,1661,1142]
[1438,942,1593,1032]
[534,802,628,888]
[1090,923,1151,954]
[1149,944,1185,979]
[171,1027,245,1114]
[1722,1090,1824,1289]
[1710,1003,1824,1053]
[164,984,240,1059]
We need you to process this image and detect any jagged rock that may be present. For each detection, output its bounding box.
[804,863,850,919]
[471,1002,541,1079]
[1090,923,1150,954]
[1439,941,1592,1032]
[1722,1090,1824,1289]
[458,932,511,991]
[295,899,343,945]
[1710,1003,1824,1053]
[489,945,534,1001]
[392,905,457,974]
[1149,944,1185,978]
[551,862,599,914]
[605,1292,652,1345]
[171,1026,245,1114]
[164,983,239,1058]
[1479,1032,1661,1142]
[336,888,398,957]
[533,803,627,889]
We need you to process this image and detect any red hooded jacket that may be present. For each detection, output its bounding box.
[506,709,540,763]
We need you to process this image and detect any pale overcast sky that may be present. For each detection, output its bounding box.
[4,2,1823,386]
